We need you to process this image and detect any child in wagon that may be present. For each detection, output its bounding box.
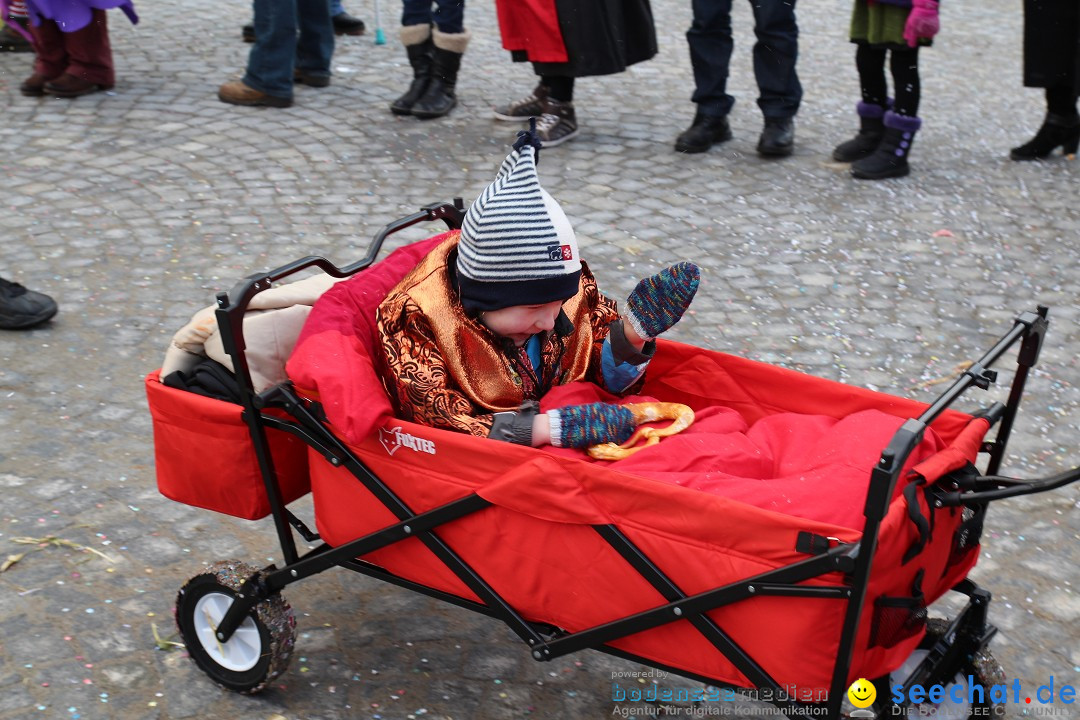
[375,127,700,450]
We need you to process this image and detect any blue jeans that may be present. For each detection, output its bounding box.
[331,0,343,15]
[687,0,801,119]
[244,0,334,99]
[400,0,465,34]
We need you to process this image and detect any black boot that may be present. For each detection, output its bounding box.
[851,111,920,180]
[1009,113,1080,161]
[674,111,732,153]
[412,28,469,120]
[390,25,433,116]
[833,101,886,162]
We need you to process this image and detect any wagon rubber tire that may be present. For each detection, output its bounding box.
[892,617,1006,718]
[175,560,296,693]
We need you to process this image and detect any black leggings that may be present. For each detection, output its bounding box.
[855,44,920,117]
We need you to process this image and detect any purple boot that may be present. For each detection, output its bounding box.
[851,111,921,180]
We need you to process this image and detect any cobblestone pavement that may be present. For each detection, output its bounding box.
[1,0,1078,718]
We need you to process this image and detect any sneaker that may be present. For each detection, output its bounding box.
[332,12,365,36]
[241,23,255,42]
[492,83,550,121]
[535,98,579,147]
[0,277,58,330]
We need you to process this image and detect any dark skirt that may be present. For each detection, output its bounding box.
[1022,0,1080,92]
[513,0,657,78]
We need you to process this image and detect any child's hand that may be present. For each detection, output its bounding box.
[904,0,939,48]
[625,262,700,341]
[550,403,636,448]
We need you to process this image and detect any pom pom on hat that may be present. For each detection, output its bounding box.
[457,122,582,312]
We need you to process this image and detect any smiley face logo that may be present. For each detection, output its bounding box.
[847,678,877,709]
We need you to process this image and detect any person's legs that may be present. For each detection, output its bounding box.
[295,0,334,83]
[686,0,735,117]
[748,0,800,156]
[29,17,68,81]
[1046,85,1080,120]
[411,0,468,119]
[46,8,114,94]
[833,44,888,162]
[535,76,578,147]
[1010,84,1080,160]
[888,47,919,117]
[676,0,735,152]
[234,0,298,102]
[856,44,888,106]
[390,5,434,116]
[545,76,573,103]
[852,48,922,179]
[749,0,801,119]
[430,0,464,34]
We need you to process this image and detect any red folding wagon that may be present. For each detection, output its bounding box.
[146,202,1080,718]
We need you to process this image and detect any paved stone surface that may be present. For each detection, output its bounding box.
[1,0,1078,718]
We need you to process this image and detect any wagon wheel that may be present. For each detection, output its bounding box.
[890,618,1006,718]
[175,560,296,694]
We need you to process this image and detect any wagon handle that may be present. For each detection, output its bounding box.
[213,199,466,387]
[936,465,1080,506]
[216,199,466,319]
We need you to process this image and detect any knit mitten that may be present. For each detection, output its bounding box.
[903,0,939,47]
[625,262,700,341]
[550,403,636,448]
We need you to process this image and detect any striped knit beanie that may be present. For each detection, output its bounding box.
[456,139,581,312]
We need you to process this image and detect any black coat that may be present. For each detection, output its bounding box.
[511,0,658,78]
[1023,0,1080,92]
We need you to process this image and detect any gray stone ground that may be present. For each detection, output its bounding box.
[1,0,1078,718]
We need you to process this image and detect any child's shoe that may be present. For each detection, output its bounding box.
[851,112,921,180]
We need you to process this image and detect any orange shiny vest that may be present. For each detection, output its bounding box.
[398,235,597,412]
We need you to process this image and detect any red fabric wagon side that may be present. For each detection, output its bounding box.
[286,234,985,696]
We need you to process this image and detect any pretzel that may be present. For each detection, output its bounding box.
[587,402,695,460]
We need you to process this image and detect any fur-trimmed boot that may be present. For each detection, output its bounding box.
[411,28,469,120]
[832,101,887,162]
[851,111,921,180]
[390,24,434,116]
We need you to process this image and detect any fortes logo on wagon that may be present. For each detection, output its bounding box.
[379,426,437,457]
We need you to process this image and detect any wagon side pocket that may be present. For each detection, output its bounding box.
[145,371,310,520]
[869,570,927,649]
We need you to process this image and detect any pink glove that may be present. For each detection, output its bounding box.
[904,0,940,48]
